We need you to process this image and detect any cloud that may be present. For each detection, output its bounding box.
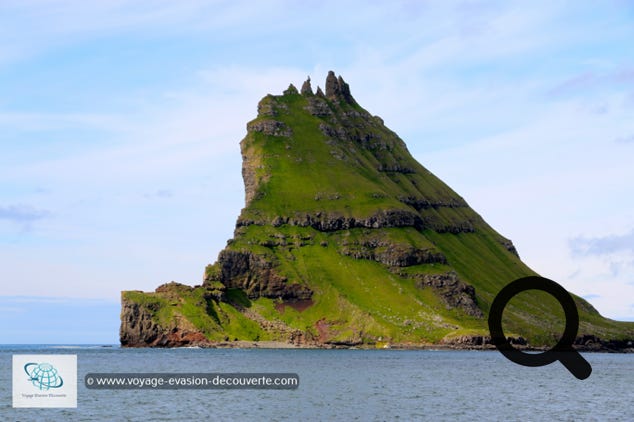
[615,134,634,144]
[548,72,597,97]
[570,229,634,256]
[569,230,634,279]
[144,189,173,199]
[547,66,634,100]
[0,204,50,223]
[609,260,634,278]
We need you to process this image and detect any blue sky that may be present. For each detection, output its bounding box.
[1,1,634,343]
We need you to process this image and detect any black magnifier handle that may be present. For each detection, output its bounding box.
[557,350,592,380]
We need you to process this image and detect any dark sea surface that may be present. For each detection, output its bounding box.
[1,345,632,421]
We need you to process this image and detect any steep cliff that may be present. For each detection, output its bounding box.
[120,71,634,349]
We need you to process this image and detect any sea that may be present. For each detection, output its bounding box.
[1,345,632,421]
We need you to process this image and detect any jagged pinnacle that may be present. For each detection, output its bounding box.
[301,76,313,95]
[325,70,353,103]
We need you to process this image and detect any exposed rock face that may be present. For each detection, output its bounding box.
[241,156,259,206]
[414,272,483,317]
[300,77,313,95]
[340,243,446,267]
[440,335,526,348]
[573,334,634,352]
[120,291,210,347]
[499,238,520,257]
[246,119,292,137]
[238,209,426,231]
[336,232,447,267]
[237,209,478,234]
[398,196,467,210]
[325,70,353,103]
[257,95,288,117]
[120,293,161,347]
[440,334,634,352]
[283,83,298,95]
[240,307,315,346]
[305,97,332,117]
[214,250,313,300]
[325,70,339,98]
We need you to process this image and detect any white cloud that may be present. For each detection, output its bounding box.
[571,229,634,256]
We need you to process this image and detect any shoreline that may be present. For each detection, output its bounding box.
[121,340,634,353]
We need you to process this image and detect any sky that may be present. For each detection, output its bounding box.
[1,0,633,343]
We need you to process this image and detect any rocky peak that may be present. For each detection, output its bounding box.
[325,70,354,103]
[301,77,313,95]
[283,83,298,95]
[325,70,339,97]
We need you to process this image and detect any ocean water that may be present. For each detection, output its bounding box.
[1,345,632,421]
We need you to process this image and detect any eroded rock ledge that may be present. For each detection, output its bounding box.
[237,209,478,234]
[413,271,483,318]
[339,241,447,267]
[120,293,208,347]
[246,119,292,137]
[214,250,313,300]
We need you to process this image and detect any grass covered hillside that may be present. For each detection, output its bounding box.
[120,72,634,349]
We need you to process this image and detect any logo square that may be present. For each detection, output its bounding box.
[12,354,77,408]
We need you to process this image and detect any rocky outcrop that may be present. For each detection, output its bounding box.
[241,307,316,346]
[120,292,210,347]
[441,335,492,347]
[238,209,478,234]
[318,121,386,148]
[338,236,447,267]
[377,164,415,174]
[241,155,259,206]
[440,333,634,352]
[318,122,345,138]
[499,238,520,257]
[399,196,467,210]
[300,77,313,96]
[237,209,426,231]
[573,334,634,352]
[325,70,339,98]
[213,250,313,300]
[325,70,354,103]
[306,98,333,117]
[257,95,288,117]
[414,272,483,317]
[440,335,526,348]
[246,119,292,137]
[120,293,161,347]
[283,83,298,95]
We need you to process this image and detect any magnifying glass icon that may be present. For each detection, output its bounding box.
[488,276,592,380]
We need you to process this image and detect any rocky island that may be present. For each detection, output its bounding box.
[121,71,634,351]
